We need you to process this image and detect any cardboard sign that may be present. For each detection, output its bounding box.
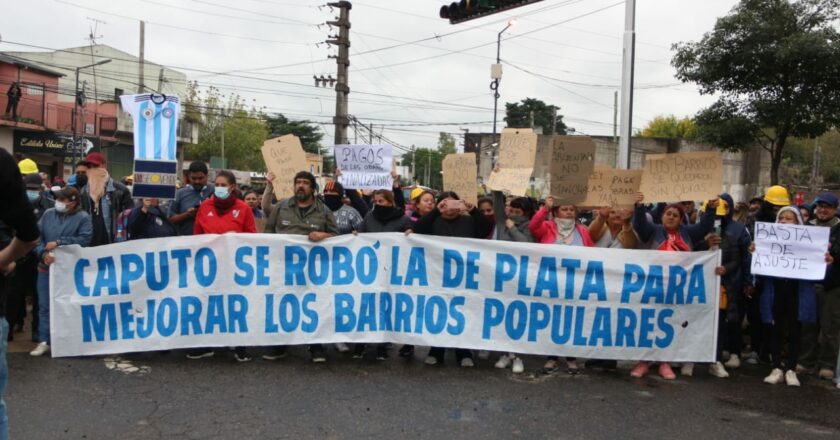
[335,144,393,190]
[261,135,308,201]
[751,222,831,281]
[442,153,478,206]
[548,136,596,203]
[638,151,723,203]
[487,128,538,196]
[582,167,643,208]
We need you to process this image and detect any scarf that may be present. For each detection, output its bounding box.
[373,205,403,222]
[213,193,237,216]
[324,194,343,211]
[658,229,689,252]
[555,218,575,237]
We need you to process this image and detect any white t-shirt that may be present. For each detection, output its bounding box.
[120,94,180,161]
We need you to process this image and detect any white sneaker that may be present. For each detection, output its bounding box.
[512,357,525,374]
[334,343,350,353]
[764,368,784,385]
[494,355,511,369]
[424,355,438,366]
[29,342,50,357]
[745,352,759,365]
[460,357,475,368]
[681,362,694,377]
[724,354,740,369]
[709,362,730,378]
[477,350,490,360]
[785,370,801,387]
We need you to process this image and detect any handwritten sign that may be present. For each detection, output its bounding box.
[442,153,477,206]
[638,151,723,203]
[582,167,643,208]
[261,135,308,201]
[751,222,830,280]
[335,144,393,190]
[548,136,596,204]
[487,128,538,196]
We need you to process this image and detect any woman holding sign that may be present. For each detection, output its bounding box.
[190,170,257,363]
[629,193,717,380]
[529,196,594,375]
[753,206,833,387]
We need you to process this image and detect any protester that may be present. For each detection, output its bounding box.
[799,192,840,380]
[169,161,214,237]
[0,148,41,440]
[743,185,791,365]
[30,186,92,357]
[242,190,264,219]
[77,152,133,246]
[489,190,535,373]
[529,195,594,374]
[755,207,833,387]
[413,191,493,367]
[630,193,716,379]
[584,205,638,371]
[478,197,496,239]
[323,180,363,235]
[799,204,812,225]
[7,174,53,340]
[354,188,414,360]
[187,170,256,362]
[4,82,21,120]
[127,198,177,240]
[264,171,338,363]
[409,189,436,221]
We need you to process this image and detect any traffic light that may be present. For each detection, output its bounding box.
[439,0,544,24]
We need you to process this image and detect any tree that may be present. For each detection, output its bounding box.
[504,98,569,134]
[780,129,840,191]
[185,83,269,171]
[672,0,840,184]
[437,132,457,154]
[413,147,445,190]
[636,115,697,139]
[263,113,324,155]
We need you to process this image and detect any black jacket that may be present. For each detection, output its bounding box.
[413,207,493,239]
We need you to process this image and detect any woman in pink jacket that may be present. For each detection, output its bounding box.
[528,196,594,374]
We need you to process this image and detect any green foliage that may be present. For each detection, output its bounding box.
[184,83,268,171]
[263,113,324,155]
[781,130,840,189]
[412,147,445,190]
[672,0,840,184]
[504,98,569,134]
[637,115,697,139]
[437,132,457,154]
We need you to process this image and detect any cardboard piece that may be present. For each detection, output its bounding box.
[261,135,309,201]
[751,222,831,281]
[581,167,643,209]
[334,144,394,190]
[548,136,596,204]
[638,151,723,203]
[487,128,538,196]
[442,153,478,206]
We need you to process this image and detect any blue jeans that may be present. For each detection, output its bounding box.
[37,271,50,344]
[0,318,10,440]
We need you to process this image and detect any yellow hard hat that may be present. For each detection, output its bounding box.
[764,185,790,206]
[701,199,728,216]
[18,158,38,175]
[410,188,425,201]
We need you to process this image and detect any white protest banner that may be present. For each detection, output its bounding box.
[548,136,596,204]
[442,153,477,206]
[751,222,831,281]
[335,144,393,190]
[638,151,723,203]
[51,234,719,362]
[487,128,538,196]
[261,135,308,200]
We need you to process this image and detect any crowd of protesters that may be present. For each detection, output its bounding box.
[4,152,840,393]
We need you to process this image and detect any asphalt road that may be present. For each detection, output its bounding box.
[5,346,840,440]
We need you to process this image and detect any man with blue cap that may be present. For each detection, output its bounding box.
[800,192,840,381]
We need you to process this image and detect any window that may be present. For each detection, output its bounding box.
[104,145,133,182]
[26,85,43,96]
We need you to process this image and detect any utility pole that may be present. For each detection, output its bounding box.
[327,2,351,146]
[138,20,146,93]
[529,110,535,129]
[811,137,821,193]
[411,147,416,183]
[220,124,225,169]
[613,91,618,143]
[617,0,636,170]
[550,107,557,135]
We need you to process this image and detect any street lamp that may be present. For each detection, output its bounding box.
[491,19,516,164]
[72,58,111,163]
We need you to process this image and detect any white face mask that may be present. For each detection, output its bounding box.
[55,201,68,213]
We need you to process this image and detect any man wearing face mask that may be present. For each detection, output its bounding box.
[264,170,338,363]
[168,161,214,236]
[30,186,92,357]
[322,180,363,235]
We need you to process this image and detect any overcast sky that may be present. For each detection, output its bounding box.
[0,0,740,157]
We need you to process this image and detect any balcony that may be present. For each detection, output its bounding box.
[1,93,117,138]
